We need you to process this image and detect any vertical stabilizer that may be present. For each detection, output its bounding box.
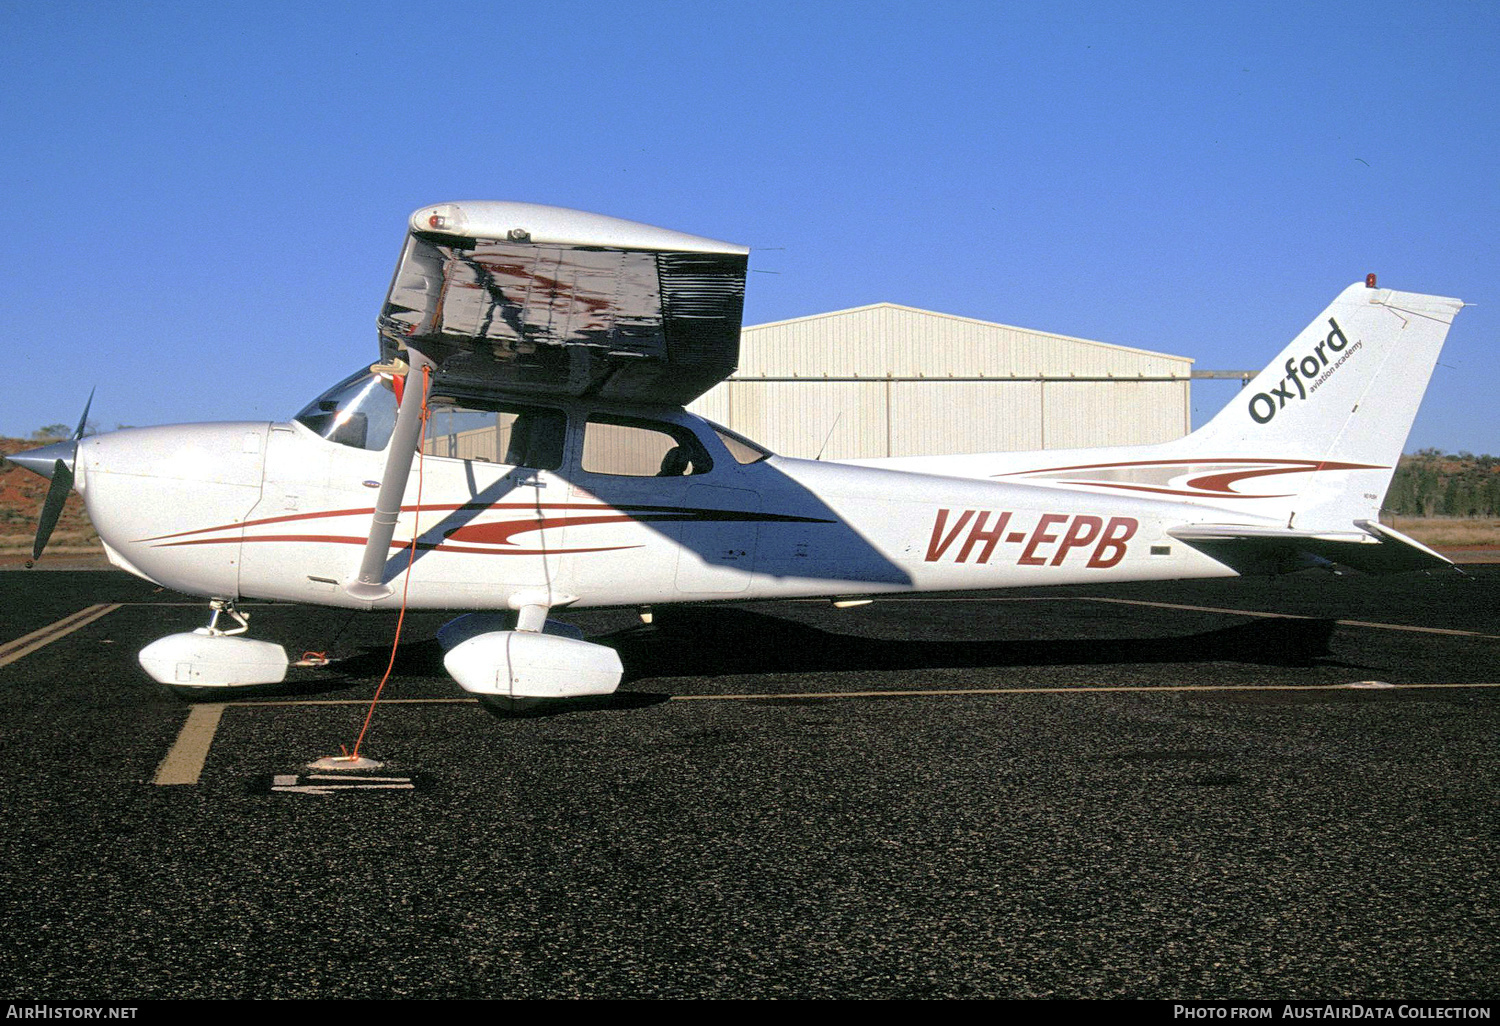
[1181,282,1462,528]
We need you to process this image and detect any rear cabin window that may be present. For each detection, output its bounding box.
[710,422,774,465]
[423,402,566,471]
[582,417,712,477]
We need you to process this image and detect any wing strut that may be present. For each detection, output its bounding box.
[346,351,435,603]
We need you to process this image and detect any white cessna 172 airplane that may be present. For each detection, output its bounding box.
[8,201,1465,711]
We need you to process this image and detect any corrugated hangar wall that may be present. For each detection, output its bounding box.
[687,303,1193,460]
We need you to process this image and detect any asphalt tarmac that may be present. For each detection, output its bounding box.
[0,567,1496,1000]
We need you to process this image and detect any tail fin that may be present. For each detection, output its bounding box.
[1178,281,1463,529]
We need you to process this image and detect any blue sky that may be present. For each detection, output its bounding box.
[3,0,1495,452]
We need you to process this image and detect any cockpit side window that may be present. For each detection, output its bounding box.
[581,416,713,477]
[423,401,567,471]
[294,370,400,451]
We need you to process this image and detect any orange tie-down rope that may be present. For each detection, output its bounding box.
[347,364,431,762]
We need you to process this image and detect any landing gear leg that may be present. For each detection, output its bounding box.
[513,600,548,634]
[204,599,250,637]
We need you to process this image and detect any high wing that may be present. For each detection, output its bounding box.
[379,201,749,406]
[349,202,749,602]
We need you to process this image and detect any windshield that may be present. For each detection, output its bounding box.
[293,369,400,451]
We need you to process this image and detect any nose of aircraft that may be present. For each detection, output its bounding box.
[6,439,78,480]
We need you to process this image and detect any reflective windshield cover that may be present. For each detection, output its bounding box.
[293,369,399,451]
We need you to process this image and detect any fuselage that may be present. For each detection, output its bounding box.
[74,399,1253,611]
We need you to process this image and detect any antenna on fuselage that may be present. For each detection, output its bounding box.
[814,413,843,461]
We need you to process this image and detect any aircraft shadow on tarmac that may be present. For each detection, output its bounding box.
[192,605,1354,711]
[601,605,1354,682]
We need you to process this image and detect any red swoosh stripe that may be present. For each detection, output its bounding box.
[998,458,1383,499]
[139,502,830,544]
[152,534,640,556]
[140,505,833,555]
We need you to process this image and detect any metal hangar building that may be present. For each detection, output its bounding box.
[688,303,1194,460]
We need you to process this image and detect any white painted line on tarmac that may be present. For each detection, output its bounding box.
[0,603,121,668]
[153,703,226,785]
[271,777,415,796]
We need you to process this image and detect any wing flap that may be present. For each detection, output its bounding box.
[1169,521,1454,575]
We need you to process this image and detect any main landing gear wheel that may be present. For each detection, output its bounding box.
[138,599,291,695]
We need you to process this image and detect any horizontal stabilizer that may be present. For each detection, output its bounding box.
[1169,520,1454,576]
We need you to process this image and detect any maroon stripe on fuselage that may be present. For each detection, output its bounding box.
[152,534,639,556]
[997,457,1385,499]
[139,503,831,544]
[998,457,1382,475]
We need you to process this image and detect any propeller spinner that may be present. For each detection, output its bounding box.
[8,390,94,566]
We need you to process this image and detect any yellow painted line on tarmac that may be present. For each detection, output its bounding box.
[151,681,1500,785]
[888,595,1500,640]
[231,697,478,707]
[122,601,288,607]
[1334,619,1499,639]
[667,682,1500,701]
[1078,597,1500,640]
[150,699,471,784]
[152,703,227,785]
[0,603,122,669]
[1071,597,1318,619]
[215,681,1500,708]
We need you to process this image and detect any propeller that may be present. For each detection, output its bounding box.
[15,390,94,567]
